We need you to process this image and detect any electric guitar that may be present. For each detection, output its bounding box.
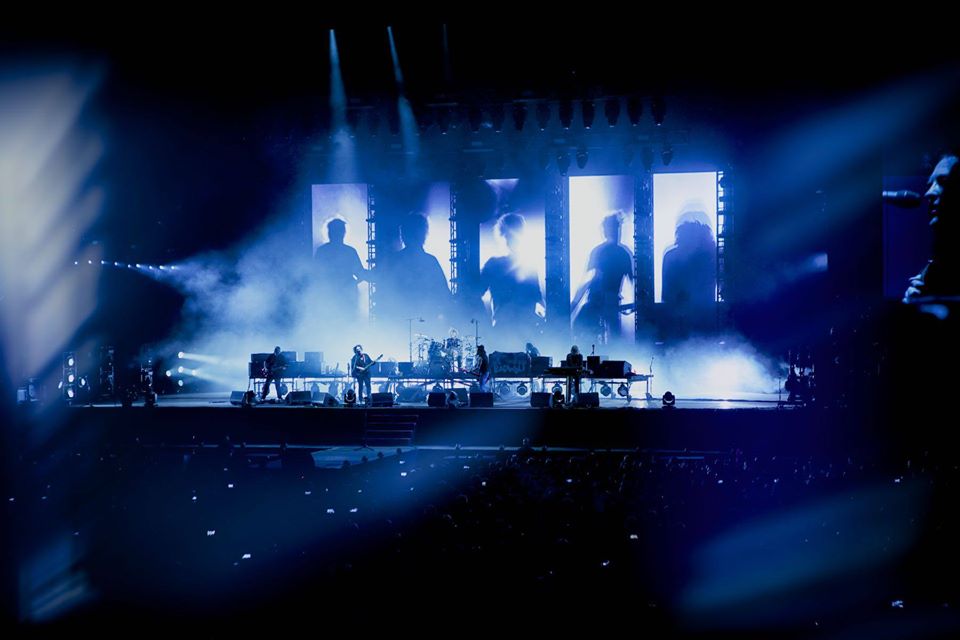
[261,361,288,377]
[353,354,383,376]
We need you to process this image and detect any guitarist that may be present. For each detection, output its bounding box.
[350,344,374,404]
[472,344,491,392]
[261,346,288,401]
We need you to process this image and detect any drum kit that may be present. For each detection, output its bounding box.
[414,331,477,375]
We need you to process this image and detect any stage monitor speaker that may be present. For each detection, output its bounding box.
[311,392,340,406]
[469,392,494,407]
[427,392,447,408]
[286,390,313,405]
[370,392,394,407]
[230,391,246,406]
[530,392,551,408]
[575,392,600,408]
[397,386,426,403]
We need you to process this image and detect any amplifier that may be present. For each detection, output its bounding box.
[595,360,632,378]
[249,353,270,379]
[530,356,553,376]
[587,355,607,372]
[370,361,398,376]
[490,351,530,376]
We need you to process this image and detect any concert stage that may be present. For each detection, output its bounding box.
[43,391,874,457]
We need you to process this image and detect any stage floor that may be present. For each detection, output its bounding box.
[43,389,855,455]
[79,391,786,411]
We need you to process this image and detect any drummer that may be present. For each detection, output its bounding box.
[446,327,463,371]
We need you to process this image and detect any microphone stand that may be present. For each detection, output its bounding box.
[406,317,424,364]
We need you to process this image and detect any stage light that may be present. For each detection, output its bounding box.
[538,147,551,170]
[651,95,666,126]
[617,383,629,397]
[135,264,141,268]
[551,389,565,408]
[497,382,510,396]
[178,352,184,359]
[446,390,459,407]
[467,106,482,133]
[516,383,528,396]
[74,261,79,265]
[433,383,444,393]
[512,103,527,131]
[437,107,450,135]
[178,380,184,388]
[576,146,589,169]
[387,107,400,136]
[177,366,184,374]
[67,388,75,399]
[491,104,505,132]
[642,147,654,172]
[581,99,595,129]
[558,99,573,129]
[344,388,357,406]
[600,383,612,397]
[87,260,92,265]
[556,151,570,176]
[605,97,620,127]
[66,355,75,367]
[114,262,120,267]
[536,102,551,130]
[551,383,563,394]
[79,377,86,387]
[661,143,673,166]
[627,96,642,126]
[68,374,75,383]
[662,391,676,408]
[346,108,361,135]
